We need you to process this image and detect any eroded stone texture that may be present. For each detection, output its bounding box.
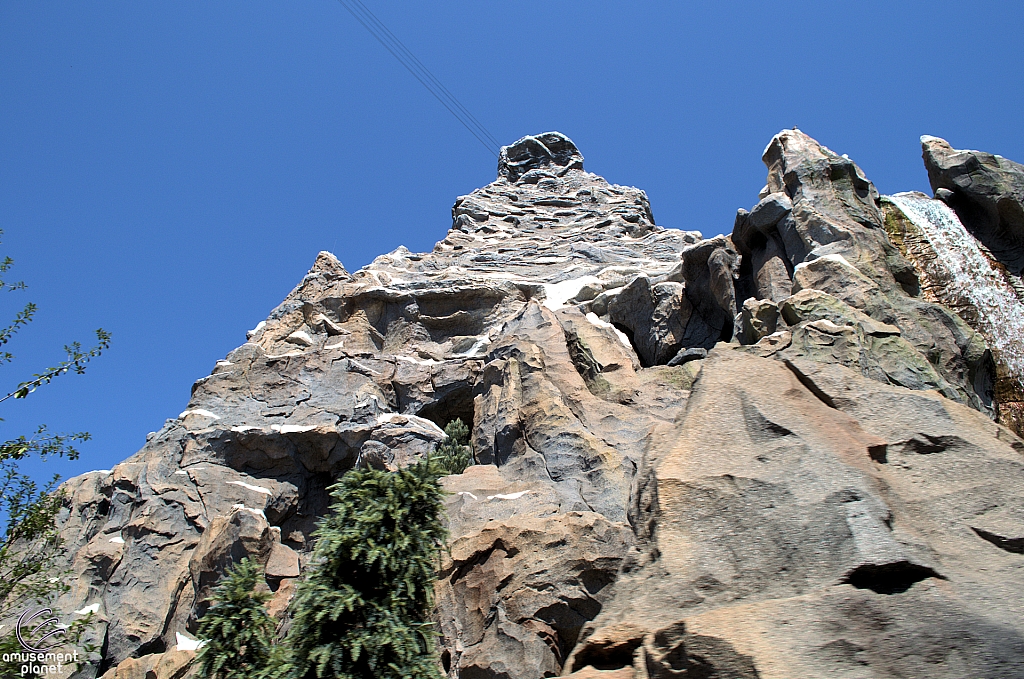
[47,132,701,678]
[571,349,1024,678]
[40,130,1024,679]
[731,129,995,416]
[884,137,1024,436]
[922,135,1024,277]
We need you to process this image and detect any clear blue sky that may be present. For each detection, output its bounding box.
[2,1,1022,483]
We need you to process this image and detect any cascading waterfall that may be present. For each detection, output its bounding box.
[888,192,1024,393]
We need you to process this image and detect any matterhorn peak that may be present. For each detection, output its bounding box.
[42,128,1024,679]
[497,131,585,183]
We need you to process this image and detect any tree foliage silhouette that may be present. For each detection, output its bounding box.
[0,230,109,672]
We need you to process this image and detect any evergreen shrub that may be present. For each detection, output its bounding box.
[195,558,276,679]
[275,456,449,679]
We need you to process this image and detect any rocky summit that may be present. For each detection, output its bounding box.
[47,130,1024,678]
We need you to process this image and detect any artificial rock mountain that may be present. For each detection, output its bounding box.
[45,130,1024,679]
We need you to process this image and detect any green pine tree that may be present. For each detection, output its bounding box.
[433,418,471,476]
[275,458,449,679]
[195,558,277,679]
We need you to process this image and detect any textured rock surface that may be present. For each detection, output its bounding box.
[40,130,1024,678]
[884,135,1024,436]
[569,350,1024,678]
[922,135,1024,277]
[732,130,994,416]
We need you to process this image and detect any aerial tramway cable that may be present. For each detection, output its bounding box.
[336,0,501,158]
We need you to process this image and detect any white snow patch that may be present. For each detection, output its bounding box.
[542,276,602,311]
[280,424,317,434]
[265,351,304,359]
[232,425,261,433]
[348,360,381,376]
[179,409,220,420]
[193,373,232,387]
[795,252,858,273]
[585,313,634,350]
[452,337,489,357]
[487,490,532,501]
[396,355,441,366]
[227,480,273,496]
[216,360,233,367]
[457,492,478,501]
[247,321,266,338]
[231,503,267,519]
[109,536,125,544]
[324,340,345,350]
[75,603,100,616]
[377,413,446,437]
[286,330,314,346]
[85,469,111,475]
[176,632,206,652]
[808,319,848,333]
[271,424,281,432]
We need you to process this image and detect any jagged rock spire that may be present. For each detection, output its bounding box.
[497,131,584,183]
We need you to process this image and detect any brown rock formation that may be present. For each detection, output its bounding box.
[28,130,1024,679]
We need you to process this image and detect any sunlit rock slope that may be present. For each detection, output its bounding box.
[48,130,1024,679]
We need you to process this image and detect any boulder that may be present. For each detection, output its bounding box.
[607,276,690,366]
[264,542,300,579]
[922,135,1024,275]
[187,507,276,621]
[497,131,585,183]
[738,297,780,344]
[99,649,195,679]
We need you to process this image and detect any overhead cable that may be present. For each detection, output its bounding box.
[336,0,501,158]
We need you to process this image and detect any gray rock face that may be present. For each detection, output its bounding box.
[569,349,1024,679]
[922,135,1024,276]
[50,132,700,677]
[43,130,1024,679]
[731,129,995,417]
[498,132,586,183]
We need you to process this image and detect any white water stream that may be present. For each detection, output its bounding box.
[888,192,1024,390]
